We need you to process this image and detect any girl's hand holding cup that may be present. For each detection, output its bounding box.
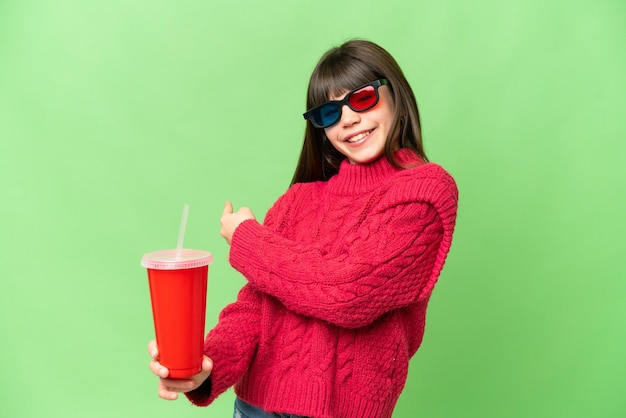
[148,340,214,400]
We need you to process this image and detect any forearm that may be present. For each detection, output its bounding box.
[230,205,444,328]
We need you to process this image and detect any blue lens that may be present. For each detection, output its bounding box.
[318,104,340,127]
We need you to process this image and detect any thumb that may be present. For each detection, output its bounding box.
[202,356,213,373]
[222,201,233,217]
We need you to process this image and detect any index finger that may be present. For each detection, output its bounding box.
[222,201,233,217]
[149,359,170,379]
[148,340,159,359]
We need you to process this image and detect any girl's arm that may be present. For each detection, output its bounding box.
[184,284,262,406]
[229,166,458,329]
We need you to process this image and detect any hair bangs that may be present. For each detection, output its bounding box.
[308,53,380,109]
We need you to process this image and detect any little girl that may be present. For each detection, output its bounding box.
[149,39,458,418]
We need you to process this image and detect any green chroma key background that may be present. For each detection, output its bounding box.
[1,1,624,417]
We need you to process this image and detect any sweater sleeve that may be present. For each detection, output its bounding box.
[185,284,262,406]
[229,165,458,329]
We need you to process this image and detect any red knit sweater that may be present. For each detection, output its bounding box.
[186,151,458,418]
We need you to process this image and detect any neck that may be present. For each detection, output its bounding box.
[327,149,422,195]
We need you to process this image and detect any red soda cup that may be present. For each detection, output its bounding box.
[142,249,213,378]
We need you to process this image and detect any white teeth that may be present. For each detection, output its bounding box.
[347,130,371,143]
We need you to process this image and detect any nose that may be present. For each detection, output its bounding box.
[339,105,360,127]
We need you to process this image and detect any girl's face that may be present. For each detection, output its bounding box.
[324,85,395,165]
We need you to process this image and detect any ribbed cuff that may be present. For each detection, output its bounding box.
[184,377,213,406]
[229,219,268,278]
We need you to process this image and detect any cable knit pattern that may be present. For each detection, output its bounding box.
[186,150,458,418]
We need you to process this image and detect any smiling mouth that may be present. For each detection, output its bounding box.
[346,129,373,143]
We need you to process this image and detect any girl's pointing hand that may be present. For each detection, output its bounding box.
[220,201,256,245]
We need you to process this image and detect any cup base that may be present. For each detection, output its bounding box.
[167,365,203,379]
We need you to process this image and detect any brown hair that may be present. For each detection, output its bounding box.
[291,39,427,185]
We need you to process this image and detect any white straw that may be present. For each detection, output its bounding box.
[175,204,190,259]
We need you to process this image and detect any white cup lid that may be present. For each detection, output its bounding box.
[141,249,213,270]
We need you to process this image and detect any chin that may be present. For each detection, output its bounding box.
[348,156,380,165]
[348,150,385,165]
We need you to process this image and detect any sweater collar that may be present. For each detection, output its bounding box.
[327,149,423,195]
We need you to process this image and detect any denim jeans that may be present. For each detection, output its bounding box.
[233,397,308,418]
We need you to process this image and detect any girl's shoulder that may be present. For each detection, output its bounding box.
[385,162,458,207]
[269,179,326,211]
[392,150,456,192]
[404,161,456,187]
[285,178,327,197]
